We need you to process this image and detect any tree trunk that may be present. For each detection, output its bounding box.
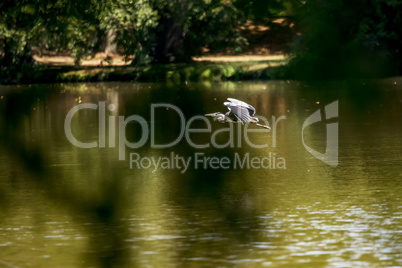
[105,29,117,55]
[153,0,187,63]
[154,17,185,63]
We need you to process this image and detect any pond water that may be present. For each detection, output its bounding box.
[0,80,401,267]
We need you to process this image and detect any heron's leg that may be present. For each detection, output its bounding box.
[256,123,271,130]
[250,121,271,130]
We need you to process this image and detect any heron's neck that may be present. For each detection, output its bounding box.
[217,114,226,122]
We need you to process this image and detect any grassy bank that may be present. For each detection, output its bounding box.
[10,59,288,85]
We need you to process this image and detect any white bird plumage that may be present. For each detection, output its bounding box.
[205,98,270,129]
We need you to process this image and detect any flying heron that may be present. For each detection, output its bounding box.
[205,98,270,129]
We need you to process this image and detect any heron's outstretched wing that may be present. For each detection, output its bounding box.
[224,102,252,124]
[226,98,256,116]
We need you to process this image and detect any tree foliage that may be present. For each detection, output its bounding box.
[99,0,246,64]
[243,0,302,19]
[289,0,402,79]
[0,0,101,81]
[0,0,247,74]
[0,1,104,81]
[1,0,402,82]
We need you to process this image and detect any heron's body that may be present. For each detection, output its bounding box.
[205,98,270,129]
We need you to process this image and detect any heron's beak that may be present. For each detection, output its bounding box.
[205,113,215,117]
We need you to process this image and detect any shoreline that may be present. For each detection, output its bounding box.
[2,57,289,85]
